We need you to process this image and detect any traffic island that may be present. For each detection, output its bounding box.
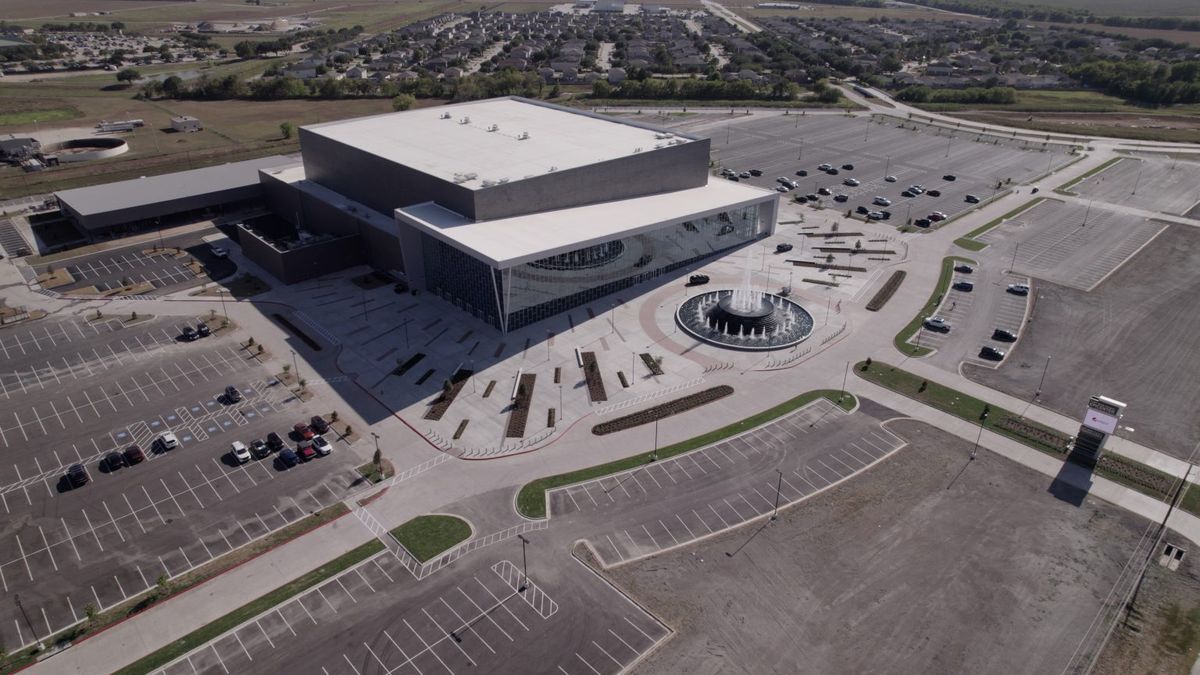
[389,515,472,563]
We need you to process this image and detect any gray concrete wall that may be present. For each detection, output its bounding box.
[299,130,477,219]
[259,171,303,226]
[473,138,710,221]
[237,224,365,284]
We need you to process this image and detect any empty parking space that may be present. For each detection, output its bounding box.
[979,199,1167,291]
[1072,155,1200,217]
[548,399,906,566]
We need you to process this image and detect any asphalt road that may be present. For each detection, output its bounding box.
[0,316,365,651]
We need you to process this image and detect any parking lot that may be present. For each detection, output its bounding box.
[0,315,365,651]
[153,546,668,675]
[682,112,1075,226]
[34,230,234,295]
[549,397,905,566]
[967,223,1200,459]
[977,199,1167,291]
[609,420,1152,675]
[1071,154,1200,218]
[910,262,1032,371]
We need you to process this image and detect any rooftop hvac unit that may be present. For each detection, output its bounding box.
[487,124,499,132]
[517,131,530,140]
[452,172,478,184]
[440,112,451,119]
[482,179,496,187]
[459,116,471,124]
[547,166,558,172]
[633,147,642,153]
[497,177,509,184]
[654,132,672,139]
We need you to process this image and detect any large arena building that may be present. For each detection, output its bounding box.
[57,97,779,332]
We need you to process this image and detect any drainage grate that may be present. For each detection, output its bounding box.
[1160,543,1186,570]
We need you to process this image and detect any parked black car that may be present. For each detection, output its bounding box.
[775,243,794,253]
[196,322,211,337]
[267,431,285,451]
[914,218,932,228]
[310,415,330,434]
[181,326,198,341]
[992,329,1017,342]
[67,464,89,488]
[687,274,710,286]
[224,385,242,404]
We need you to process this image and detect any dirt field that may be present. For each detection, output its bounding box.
[607,420,1151,675]
[966,224,1200,460]
[951,111,1200,144]
[1095,549,1200,675]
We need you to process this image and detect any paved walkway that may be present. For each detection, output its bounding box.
[29,517,371,675]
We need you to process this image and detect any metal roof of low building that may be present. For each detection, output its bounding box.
[397,179,776,268]
[55,155,294,217]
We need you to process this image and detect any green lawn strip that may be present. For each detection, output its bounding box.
[1056,156,1124,193]
[855,361,1181,506]
[960,197,1046,242]
[389,515,472,563]
[892,256,974,357]
[516,390,857,518]
[0,502,349,674]
[953,237,988,252]
[114,539,383,675]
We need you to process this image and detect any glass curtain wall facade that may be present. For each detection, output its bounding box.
[501,204,762,331]
[421,234,503,328]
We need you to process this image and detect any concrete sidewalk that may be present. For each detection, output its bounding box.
[847,378,1200,543]
[29,515,372,675]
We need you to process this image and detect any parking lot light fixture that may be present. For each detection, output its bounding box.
[517,535,531,592]
[291,349,300,382]
[771,469,783,521]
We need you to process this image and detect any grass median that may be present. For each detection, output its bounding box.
[114,539,384,675]
[893,256,975,357]
[855,360,1183,508]
[953,198,1045,252]
[516,389,857,519]
[1055,156,1123,194]
[390,515,472,563]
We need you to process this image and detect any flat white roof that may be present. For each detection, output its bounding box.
[398,179,776,268]
[303,97,696,190]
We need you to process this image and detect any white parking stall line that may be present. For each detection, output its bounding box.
[15,536,34,581]
[828,452,858,473]
[604,535,624,563]
[707,504,732,529]
[440,597,494,655]
[691,509,714,533]
[48,401,67,429]
[102,501,127,543]
[723,497,749,520]
[608,627,640,656]
[80,509,105,552]
[232,631,254,661]
[335,577,358,604]
[750,487,775,510]
[592,641,624,668]
[38,526,58,572]
[657,520,680,546]
[60,518,83,561]
[686,454,708,475]
[640,524,661,550]
[210,644,230,674]
[671,458,693,480]
[473,576,529,631]
[456,587,513,642]
[575,653,601,675]
[674,514,697,541]
[403,617,456,675]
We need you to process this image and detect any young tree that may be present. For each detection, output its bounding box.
[391,93,416,111]
[279,121,294,139]
[116,67,142,83]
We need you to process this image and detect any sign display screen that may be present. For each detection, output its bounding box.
[1082,408,1119,434]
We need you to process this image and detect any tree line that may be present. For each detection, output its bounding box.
[895,85,1018,104]
[1067,59,1200,106]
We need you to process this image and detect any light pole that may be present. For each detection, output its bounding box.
[883,155,891,179]
[291,349,300,382]
[863,116,871,142]
[15,594,42,651]
[219,288,228,321]
[970,409,988,460]
[1082,199,1092,227]
[517,535,530,592]
[944,133,952,158]
[839,361,849,404]
[1009,242,1020,274]
[1131,161,1144,195]
[796,137,802,160]
[770,469,783,521]
[1034,355,1051,399]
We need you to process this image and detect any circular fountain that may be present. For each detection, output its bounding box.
[676,251,814,351]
